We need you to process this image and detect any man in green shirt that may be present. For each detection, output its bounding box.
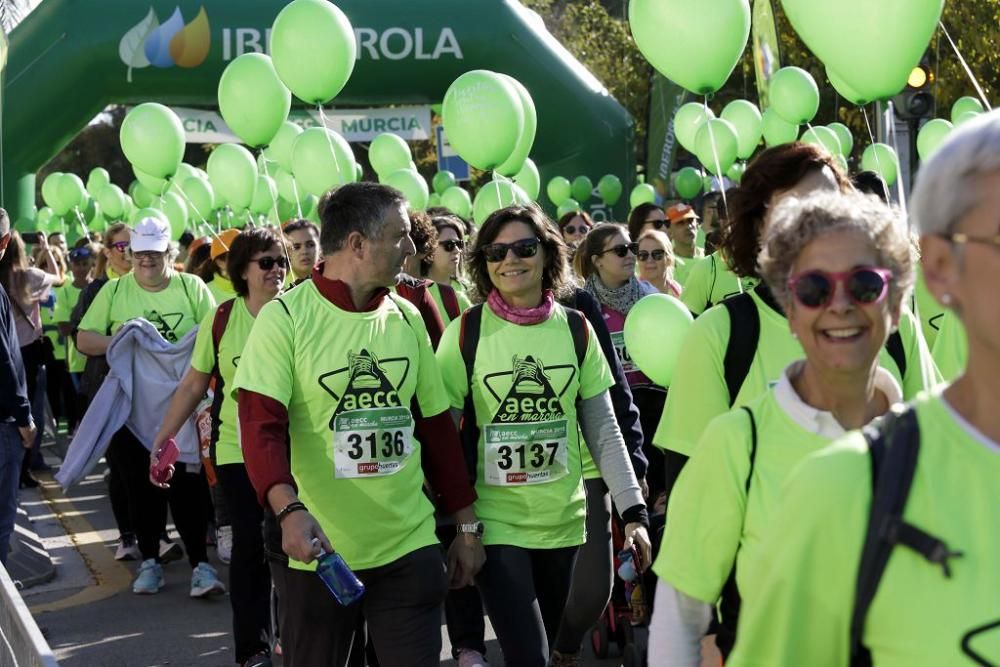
[665,203,705,286]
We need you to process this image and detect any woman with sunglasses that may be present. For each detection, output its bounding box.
[649,143,939,505]
[77,216,222,599]
[436,206,650,667]
[153,228,286,667]
[650,189,913,664]
[729,110,1000,667]
[627,202,668,241]
[637,229,683,298]
[425,214,473,323]
[557,211,593,250]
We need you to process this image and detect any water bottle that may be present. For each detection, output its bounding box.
[617,548,638,582]
[314,541,365,606]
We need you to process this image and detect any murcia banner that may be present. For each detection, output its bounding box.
[164,105,433,144]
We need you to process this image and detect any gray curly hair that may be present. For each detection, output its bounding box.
[758,190,915,314]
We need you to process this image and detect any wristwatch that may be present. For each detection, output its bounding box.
[457,521,484,538]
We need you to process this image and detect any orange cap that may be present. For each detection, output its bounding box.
[210,229,241,260]
[188,236,210,255]
[666,203,698,224]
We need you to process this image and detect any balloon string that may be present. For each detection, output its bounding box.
[72,207,91,239]
[939,21,993,110]
[860,106,892,205]
[702,97,728,218]
[256,150,294,277]
[258,152,283,224]
[290,177,304,219]
[317,104,345,187]
[884,101,909,225]
[168,184,222,244]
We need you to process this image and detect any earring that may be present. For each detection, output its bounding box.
[941,293,953,306]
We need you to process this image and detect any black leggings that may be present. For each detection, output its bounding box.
[553,479,613,654]
[109,428,208,567]
[476,544,579,667]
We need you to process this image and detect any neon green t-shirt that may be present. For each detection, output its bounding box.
[39,296,65,362]
[680,253,756,316]
[428,280,473,326]
[653,289,940,456]
[190,297,255,466]
[654,390,837,603]
[931,309,967,383]
[53,283,84,372]
[232,282,449,572]
[729,390,1000,667]
[436,304,614,549]
[207,275,236,307]
[79,272,215,342]
[672,249,705,287]
[912,266,944,350]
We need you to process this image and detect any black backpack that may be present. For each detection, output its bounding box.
[456,303,588,482]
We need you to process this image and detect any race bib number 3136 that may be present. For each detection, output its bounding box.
[333,407,414,478]
[483,419,569,486]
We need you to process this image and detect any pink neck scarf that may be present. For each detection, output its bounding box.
[487,288,555,325]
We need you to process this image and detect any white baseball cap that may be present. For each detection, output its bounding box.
[130,216,171,253]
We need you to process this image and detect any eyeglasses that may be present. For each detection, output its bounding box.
[942,232,1000,250]
[109,241,130,253]
[483,238,541,263]
[440,239,465,252]
[597,242,639,258]
[69,248,93,261]
[788,267,893,309]
[132,250,164,261]
[647,219,668,231]
[250,255,289,271]
[563,225,590,236]
[637,249,666,261]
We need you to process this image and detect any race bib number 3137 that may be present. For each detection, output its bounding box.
[483,419,569,486]
[333,407,414,478]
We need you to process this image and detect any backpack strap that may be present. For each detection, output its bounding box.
[850,406,963,667]
[885,331,907,380]
[709,253,718,307]
[211,299,237,370]
[564,306,589,368]
[438,283,463,322]
[457,304,485,483]
[721,292,760,407]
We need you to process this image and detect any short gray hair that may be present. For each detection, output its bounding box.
[911,109,1000,236]
[759,191,915,313]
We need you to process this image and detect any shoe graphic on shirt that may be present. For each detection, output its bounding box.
[318,348,411,425]
[347,349,386,390]
[511,355,547,395]
[492,355,564,422]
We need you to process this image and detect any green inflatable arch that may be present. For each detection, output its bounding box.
[3,0,635,225]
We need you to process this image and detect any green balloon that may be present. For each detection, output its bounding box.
[695,118,739,176]
[158,191,189,241]
[120,103,185,179]
[623,293,693,386]
[547,176,572,207]
[721,100,763,160]
[383,168,429,211]
[674,102,715,154]
[571,176,593,203]
[81,197,101,223]
[355,163,365,182]
[36,207,54,230]
[726,162,746,183]
[951,97,984,124]
[273,168,300,204]
[97,184,127,219]
[629,0,750,95]
[442,70,524,170]
[175,164,200,183]
[800,126,843,156]
[130,180,155,208]
[263,121,302,172]
[369,133,412,178]
[769,67,820,125]
[828,122,854,156]
[291,127,357,197]
[675,167,703,199]
[597,174,623,206]
[441,186,473,219]
[208,143,258,210]
[861,143,899,187]
[953,110,981,127]
[629,183,657,208]
[250,175,279,215]
[495,75,537,177]
[428,193,442,208]
[180,177,215,221]
[134,167,167,194]
[218,53,291,148]
[89,213,109,234]
[556,198,582,220]
[53,173,87,216]
[916,118,954,161]
[276,197,297,222]
[132,206,170,228]
[86,168,111,198]
[271,0,356,104]
[783,0,943,103]
[826,68,869,105]
[432,170,457,195]
[40,173,63,213]
[474,180,531,225]
[762,108,800,147]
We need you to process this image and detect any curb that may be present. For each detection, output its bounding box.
[6,506,56,591]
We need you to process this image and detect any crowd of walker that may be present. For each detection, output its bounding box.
[0,113,998,667]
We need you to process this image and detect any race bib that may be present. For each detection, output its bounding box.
[609,330,637,374]
[333,407,414,479]
[483,419,569,486]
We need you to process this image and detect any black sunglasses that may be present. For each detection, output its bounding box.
[250,255,289,271]
[482,238,540,263]
[648,219,668,231]
[637,249,666,261]
[440,239,465,252]
[788,267,893,309]
[69,248,93,261]
[597,242,639,258]
[563,224,590,235]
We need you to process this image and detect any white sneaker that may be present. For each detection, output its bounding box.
[114,535,140,561]
[457,649,489,667]
[159,537,184,564]
[190,562,226,598]
[216,525,232,564]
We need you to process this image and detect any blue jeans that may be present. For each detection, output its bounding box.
[0,423,24,565]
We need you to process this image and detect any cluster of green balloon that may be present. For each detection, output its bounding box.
[952,96,985,126]
[674,167,703,199]
[39,171,117,240]
[861,143,900,186]
[781,0,943,105]
[914,97,983,163]
[629,0,750,96]
[473,179,531,225]
[370,133,426,209]
[597,175,623,206]
[623,293,694,386]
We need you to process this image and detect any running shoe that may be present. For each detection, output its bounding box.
[114,534,141,561]
[132,559,164,595]
[548,651,581,667]
[457,649,489,667]
[216,525,232,564]
[241,651,273,667]
[159,536,184,563]
[190,562,226,598]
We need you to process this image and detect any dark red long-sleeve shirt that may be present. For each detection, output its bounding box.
[239,265,475,514]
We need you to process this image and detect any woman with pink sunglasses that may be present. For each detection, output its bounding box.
[649,190,918,664]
